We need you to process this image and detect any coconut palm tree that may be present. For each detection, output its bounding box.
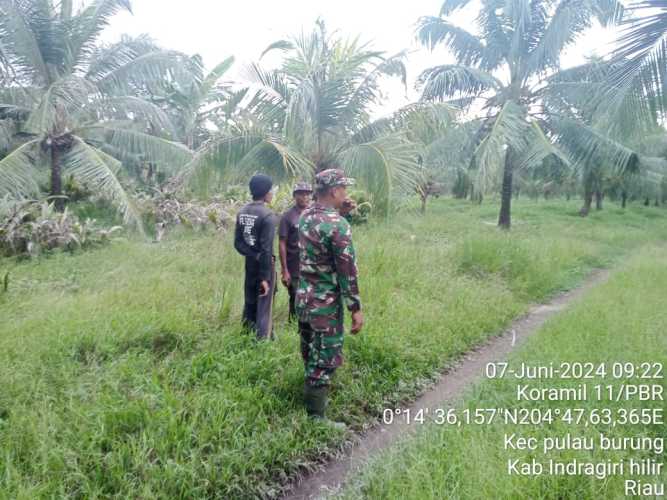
[153,55,240,150]
[183,20,420,215]
[544,58,667,214]
[416,0,637,228]
[0,0,192,223]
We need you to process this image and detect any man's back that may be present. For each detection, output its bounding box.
[235,201,274,260]
[234,195,277,339]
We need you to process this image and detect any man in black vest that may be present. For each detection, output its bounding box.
[234,174,277,339]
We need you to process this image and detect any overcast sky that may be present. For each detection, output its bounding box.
[103,0,619,116]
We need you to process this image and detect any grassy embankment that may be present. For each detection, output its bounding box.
[0,199,665,498]
[340,246,667,499]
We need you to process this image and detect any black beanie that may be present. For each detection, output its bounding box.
[249,174,273,199]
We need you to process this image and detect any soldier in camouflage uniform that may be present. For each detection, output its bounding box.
[296,169,364,422]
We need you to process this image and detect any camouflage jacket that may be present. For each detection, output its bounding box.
[296,203,361,322]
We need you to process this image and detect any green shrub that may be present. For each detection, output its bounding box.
[0,198,122,258]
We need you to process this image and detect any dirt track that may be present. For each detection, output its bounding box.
[282,269,611,500]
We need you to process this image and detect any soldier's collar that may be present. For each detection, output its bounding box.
[313,201,336,211]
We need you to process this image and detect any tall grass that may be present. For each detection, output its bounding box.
[0,199,665,498]
[340,246,667,499]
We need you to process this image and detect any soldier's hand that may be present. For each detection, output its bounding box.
[350,310,364,334]
[339,198,357,216]
[281,270,291,288]
[259,280,270,297]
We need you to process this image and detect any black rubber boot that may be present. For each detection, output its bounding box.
[304,384,346,430]
[304,384,327,418]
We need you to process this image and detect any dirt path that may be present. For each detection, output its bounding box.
[282,269,611,500]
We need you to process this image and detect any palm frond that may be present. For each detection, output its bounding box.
[333,52,409,136]
[0,118,16,150]
[76,125,192,173]
[607,0,667,119]
[341,133,421,214]
[418,64,501,101]
[81,96,175,134]
[62,136,141,226]
[68,0,133,70]
[550,115,640,174]
[0,0,51,83]
[349,101,458,145]
[515,121,572,171]
[422,121,478,170]
[179,132,312,188]
[540,58,658,143]
[0,37,12,79]
[260,40,295,59]
[91,49,191,93]
[525,0,598,76]
[199,55,234,103]
[25,75,97,133]
[439,0,475,15]
[84,34,157,81]
[416,16,486,66]
[242,63,291,124]
[0,139,42,197]
[638,155,667,182]
[0,85,38,111]
[471,101,530,191]
[61,0,73,20]
[236,137,313,180]
[374,52,408,88]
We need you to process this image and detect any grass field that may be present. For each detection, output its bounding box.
[1,199,666,499]
[339,246,667,499]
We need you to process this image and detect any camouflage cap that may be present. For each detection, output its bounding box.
[292,181,313,194]
[314,169,355,190]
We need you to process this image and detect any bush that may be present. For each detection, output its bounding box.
[135,192,240,241]
[71,197,124,227]
[0,198,122,257]
[347,190,373,225]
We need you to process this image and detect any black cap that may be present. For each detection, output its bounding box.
[249,174,273,199]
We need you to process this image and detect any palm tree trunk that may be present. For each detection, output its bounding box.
[580,192,593,216]
[50,146,64,211]
[580,173,593,217]
[498,149,513,229]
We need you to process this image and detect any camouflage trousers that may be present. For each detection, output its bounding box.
[299,316,344,388]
